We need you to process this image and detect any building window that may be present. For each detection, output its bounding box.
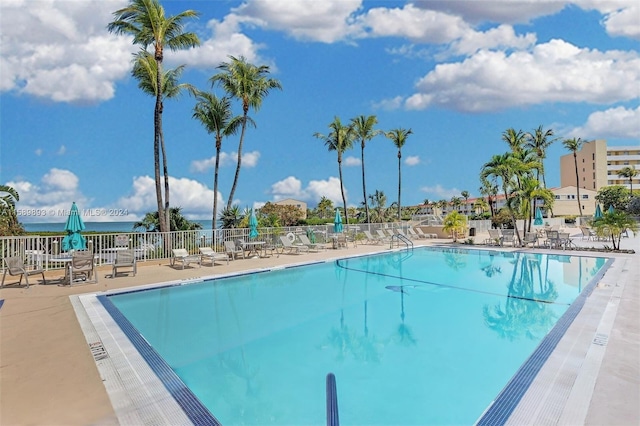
[582,158,585,163]
[592,163,595,169]
[582,194,589,199]
[592,153,595,160]
[593,182,596,189]
[554,195,560,200]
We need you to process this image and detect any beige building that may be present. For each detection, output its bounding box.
[549,186,598,217]
[560,139,640,191]
[273,198,307,219]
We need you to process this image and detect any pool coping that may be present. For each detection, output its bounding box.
[71,247,624,425]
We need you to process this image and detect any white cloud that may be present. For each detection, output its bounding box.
[566,106,640,139]
[269,176,346,205]
[190,151,260,172]
[449,24,536,56]
[405,156,420,166]
[404,40,640,112]
[577,1,640,40]
[0,0,134,102]
[413,1,567,25]
[43,168,78,192]
[344,156,361,166]
[372,96,404,110]
[234,0,363,43]
[420,184,462,200]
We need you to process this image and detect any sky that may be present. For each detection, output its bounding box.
[1,0,639,224]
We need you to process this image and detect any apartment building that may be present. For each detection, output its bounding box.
[560,139,640,191]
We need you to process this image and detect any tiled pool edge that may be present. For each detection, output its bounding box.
[476,255,619,425]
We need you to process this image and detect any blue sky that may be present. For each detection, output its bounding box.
[1,0,639,224]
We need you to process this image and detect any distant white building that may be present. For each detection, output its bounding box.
[273,198,308,219]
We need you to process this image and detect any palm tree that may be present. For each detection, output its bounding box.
[618,166,638,195]
[314,117,355,225]
[191,90,244,230]
[219,205,244,229]
[132,207,201,231]
[368,190,387,223]
[131,50,193,233]
[461,190,470,215]
[479,177,498,217]
[0,184,23,235]
[481,153,527,245]
[450,196,463,212]
[502,128,526,154]
[386,128,413,220]
[351,115,381,223]
[210,56,282,210]
[108,0,200,233]
[443,211,467,242]
[525,125,557,188]
[317,196,334,219]
[562,137,583,216]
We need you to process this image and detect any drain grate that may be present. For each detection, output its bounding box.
[89,341,109,361]
[593,333,609,346]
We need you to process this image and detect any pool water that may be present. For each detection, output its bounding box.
[108,248,608,425]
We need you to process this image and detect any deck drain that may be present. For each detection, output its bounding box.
[593,333,609,346]
[89,341,109,361]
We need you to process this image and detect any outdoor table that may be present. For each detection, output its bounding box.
[242,241,265,258]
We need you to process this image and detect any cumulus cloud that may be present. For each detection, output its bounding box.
[404,40,640,112]
[0,0,134,102]
[566,106,640,139]
[344,156,361,166]
[190,151,260,172]
[420,184,462,200]
[405,156,420,166]
[412,1,567,25]
[234,0,363,43]
[448,24,536,56]
[269,176,346,205]
[578,1,640,39]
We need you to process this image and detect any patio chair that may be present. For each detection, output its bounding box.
[278,235,309,255]
[579,226,596,241]
[486,229,503,246]
[298,234,323,251]
[111,249,137,278]
[69,251,98,284]
[2,256,46,288]
[407,227,423,239]
[224,241,245,260]
[501,229,516,246]
[170,249,201,269]
[363,230,382,244]
[376,229,392,244]
[521,232,539,248]
[199,247,229,266]
[544,230,562,249]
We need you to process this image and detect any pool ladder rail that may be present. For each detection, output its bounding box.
[390,233,414,250]
[326,372,339,426]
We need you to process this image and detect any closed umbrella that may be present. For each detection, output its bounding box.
[334,209,343,233]
[534,207,543,225]
[607,205,615,214]
[594,204,602,219]
[61,202,86,251]
[249,209,259,239]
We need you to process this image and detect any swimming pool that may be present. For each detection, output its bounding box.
[101,247,610,425]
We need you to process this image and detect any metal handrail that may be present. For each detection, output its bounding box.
[326,373,339,426]
[390,233,413,250]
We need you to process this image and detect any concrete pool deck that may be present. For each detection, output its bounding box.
[1,230,638,425]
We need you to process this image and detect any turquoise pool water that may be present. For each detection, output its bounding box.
[108,248,608,425]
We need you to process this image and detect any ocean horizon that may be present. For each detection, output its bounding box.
[23,220,214,234]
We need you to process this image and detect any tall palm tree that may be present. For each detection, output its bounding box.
[314,117,355,225]
[210,56,282,210]
[368,190,387,223]
[317,196,334,219]
[525,125,558,188]
[191,90,245,229]
[108,0,200,233]
[479,177,498,217]
[461,190,470,215]
[618,166,638,195]
[502,128,526,155]
[351,115,381,223]
[481,153,527,245]
[131,50,192,233]
[562,137,583,216]
[386,128,413,220]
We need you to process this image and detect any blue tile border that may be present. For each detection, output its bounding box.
[476,257,614,425]
[97,295,221,426]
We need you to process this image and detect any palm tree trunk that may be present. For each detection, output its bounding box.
[361,143,369,223]
[338,155,349,225]
[503,186,522,245]
[154,91,166,233]
[573,153,582,216]
[213,136,222,230]
[397,150,402,220]
[227,113,247,210]
[160,112,170,233]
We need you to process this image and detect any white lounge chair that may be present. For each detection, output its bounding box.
[279,235,309,255]
[171,249,201,269]
[298,234,323,251]
[111,249,136,278]
[407,227,423,239]
[376,229,392,243]
[199,247,229,266]
[2,256,46,288]
[363,230,382,244]
[486,229,503,246]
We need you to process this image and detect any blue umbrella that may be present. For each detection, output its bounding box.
[534,207,543,225]
[607,205,615,214]
[61,202,86,251]
[594,204,602,219]
[334,209,343,233]
[249,209,259,239]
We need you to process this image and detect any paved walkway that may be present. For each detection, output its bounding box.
[0,231,637,425]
